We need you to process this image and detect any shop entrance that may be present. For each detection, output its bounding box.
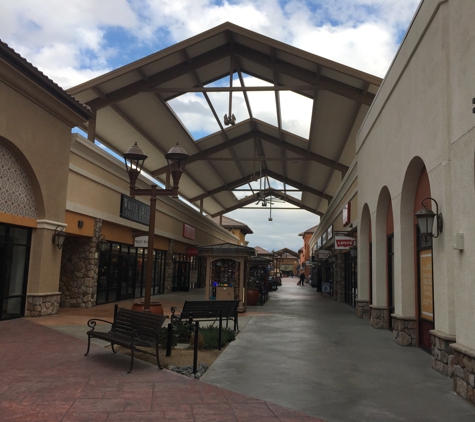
[172,260,190,291]
[387,234,395,330]
[98,243,167,305]
[0,224,30,320]
[417,229,434,352]
[343,252,357,307]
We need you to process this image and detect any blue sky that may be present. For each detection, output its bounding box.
[0,0,420,252]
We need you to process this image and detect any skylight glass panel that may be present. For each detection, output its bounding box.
[241,74,277,127]
[167,92,219,140]
[205,75,249,127]
[284,190,302,201]
[232,177,302,207]
[280,91,313,139]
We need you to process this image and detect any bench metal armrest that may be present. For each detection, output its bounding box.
[170,306,183,319]
[86,318,113,330]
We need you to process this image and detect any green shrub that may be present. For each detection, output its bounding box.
[160,320,237,350]
[159,319,192,348]
[199,325,236,349]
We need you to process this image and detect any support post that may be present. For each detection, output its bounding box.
[144,185,157,312]
[193,321,199,374]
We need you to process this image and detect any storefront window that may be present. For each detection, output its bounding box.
[97,242,167,305]
[172,254,204,292]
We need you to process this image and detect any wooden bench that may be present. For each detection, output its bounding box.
[166,300,239,356]
[170,300,240,331]
[84,305,167,373]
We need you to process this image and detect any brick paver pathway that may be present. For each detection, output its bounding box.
[0,318,325,421]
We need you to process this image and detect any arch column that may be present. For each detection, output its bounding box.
[356,204,371,318]
[26,220,65,317]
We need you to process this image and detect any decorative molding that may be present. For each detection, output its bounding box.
[0,142,37,218]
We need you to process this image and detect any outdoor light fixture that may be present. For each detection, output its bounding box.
[164,142,189,198]
[97,234,108,252]
[415,197,443,242]
[52,226,66,250]
[349,245,357,258]
[224,113,236,126]
[123,141,188,312]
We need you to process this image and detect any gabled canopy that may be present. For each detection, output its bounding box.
[68,22,381,218]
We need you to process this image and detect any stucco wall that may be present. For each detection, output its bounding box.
[68,134,239,248]
[357,0,475,350]
[0,75,77,294]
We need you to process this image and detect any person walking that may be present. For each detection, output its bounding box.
[299,271,305,286]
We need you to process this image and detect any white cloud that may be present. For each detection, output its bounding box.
[229,207,318,252]
[0,0,420,87]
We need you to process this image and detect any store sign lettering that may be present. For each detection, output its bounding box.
[317,250,333,259]
[120,195,150,226]
[334,236,355,249]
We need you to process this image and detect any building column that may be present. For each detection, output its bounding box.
[26,221,65,317]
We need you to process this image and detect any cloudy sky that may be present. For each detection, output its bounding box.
[1,0,420,252]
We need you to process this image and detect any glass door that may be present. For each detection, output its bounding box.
[118,253,136,300]
[173,260,191,291]
[0,224,31,320]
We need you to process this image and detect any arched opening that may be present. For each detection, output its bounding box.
[371,187,392,329]
[413,167,434,352]
[0,139,41,320]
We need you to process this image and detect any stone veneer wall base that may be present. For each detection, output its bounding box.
[370,305,388,329]
[392,314,417,346]
[430,329,456,377]
[450,342,475,405]
[26,292,61,317]
[356,300,370,319]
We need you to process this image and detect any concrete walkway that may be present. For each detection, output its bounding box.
[1,277,474,421]
[203,278,475,421]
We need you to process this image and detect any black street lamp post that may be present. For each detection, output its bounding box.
[123,142,188,312]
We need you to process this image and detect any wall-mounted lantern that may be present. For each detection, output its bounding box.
[415,197,443,242]
[52,227,67,250]
[97,234,108,252]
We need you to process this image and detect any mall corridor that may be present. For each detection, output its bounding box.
[202,277,475,421]
[1,277,475,421]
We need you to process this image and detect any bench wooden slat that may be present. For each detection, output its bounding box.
[85,306,167,373]
[171,300,239,331]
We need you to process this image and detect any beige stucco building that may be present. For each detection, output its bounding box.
[358,0,475,401]
[0,41,240,320]
[309,0,475,403]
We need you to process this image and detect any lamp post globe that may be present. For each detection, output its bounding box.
[123,142,147,187]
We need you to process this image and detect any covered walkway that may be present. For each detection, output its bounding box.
[1,277,474,421]
[204,278,475,421]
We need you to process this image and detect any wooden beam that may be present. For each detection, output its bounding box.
[234,44,375,106]
[265,169,332,202]
[86,44,232,110]
[148,85,325,93]
[151,130,347,177]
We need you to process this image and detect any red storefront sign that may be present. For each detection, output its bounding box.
[183,224,196,240]
[334,236,355,249]
[186,247,199,256]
